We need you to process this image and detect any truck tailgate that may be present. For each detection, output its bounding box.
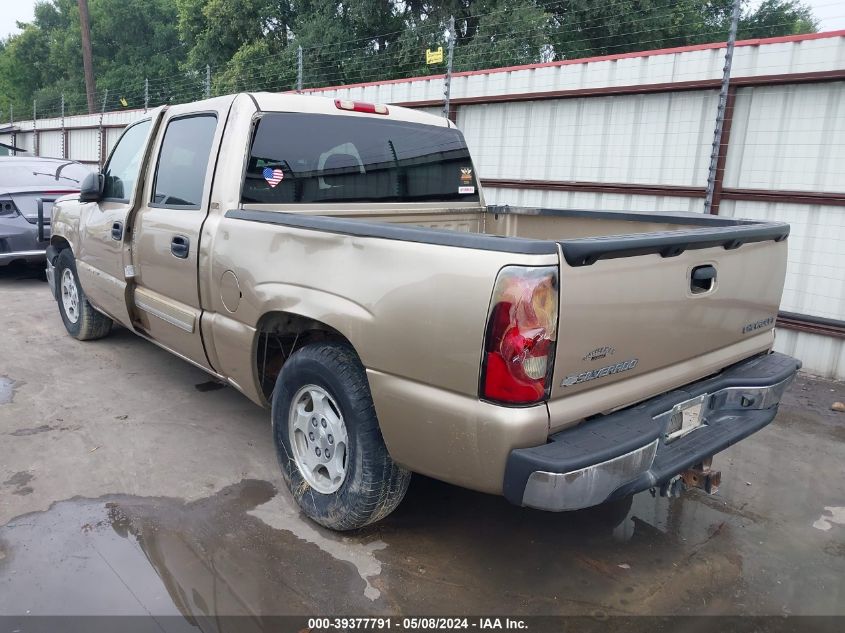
[548,231,788,432]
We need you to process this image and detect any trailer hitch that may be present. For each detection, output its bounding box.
[681,457,721,494]
[656,457,721,497]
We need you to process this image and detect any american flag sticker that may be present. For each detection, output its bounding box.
[263,167,284,187]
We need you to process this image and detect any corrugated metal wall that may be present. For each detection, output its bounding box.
[0,109,147,165]
[1,32,842,379]
[458,91,717,190]
[315,33,844,104]
[310,32,845,380]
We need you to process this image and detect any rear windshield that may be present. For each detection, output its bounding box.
[242,112,479,204]
[0,161,91,188]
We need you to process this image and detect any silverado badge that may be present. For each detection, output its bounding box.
[742,317,774,334]
[561,358,639,387]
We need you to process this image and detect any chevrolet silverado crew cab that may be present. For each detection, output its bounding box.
[45,93,800,530]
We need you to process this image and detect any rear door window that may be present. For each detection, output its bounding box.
[151,115,218,209]
[242,113,479,204]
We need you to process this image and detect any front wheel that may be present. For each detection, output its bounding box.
[271,342,410,530]
[55,249,113,340]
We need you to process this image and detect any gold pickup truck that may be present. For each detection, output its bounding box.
[45,93,800,530]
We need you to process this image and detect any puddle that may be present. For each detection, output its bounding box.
[249,495,387,601]
[0,375,19,405]
[0,480,384,617]
[0,477,750,618]
[2,471,34,496]
[813,506,845,531]
[1,469,844,617]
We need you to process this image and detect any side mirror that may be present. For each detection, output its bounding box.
[79,172,104,203]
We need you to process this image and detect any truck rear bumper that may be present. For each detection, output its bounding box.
[503,352,801,511]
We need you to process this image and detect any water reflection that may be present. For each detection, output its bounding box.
[1,466,840,622]
[5,477,744,621]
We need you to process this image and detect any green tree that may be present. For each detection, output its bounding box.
[738,0,817,38]
[546,0,817,60]
[177,0,294,72]
[0,0,185,117]
[0,0,820,117]
[455,0,551,72]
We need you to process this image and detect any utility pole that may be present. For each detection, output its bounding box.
[704,0,741,214]
[98,89,108,168]
[61,94,66,159]
[204,64,211,99]
[144,78,149,113]
[78,0,97,114]
[442,16,456,121]
[297,46,303,93]
[32,99,38,156]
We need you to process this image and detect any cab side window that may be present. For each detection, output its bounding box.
[151,115,217,209]
[102,119,151,201]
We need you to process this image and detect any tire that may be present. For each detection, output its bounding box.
[271,342,411,530]
[55,249,113,341]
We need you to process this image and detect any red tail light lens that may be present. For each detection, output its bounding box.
[481,266,558,405]
[334,99,389,115]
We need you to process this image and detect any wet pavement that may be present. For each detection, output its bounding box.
[1,263,845,619]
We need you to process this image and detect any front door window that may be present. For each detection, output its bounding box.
[102,120,152,202]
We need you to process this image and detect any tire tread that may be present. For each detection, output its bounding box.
[272,342,410,531]
[55,250,113,341]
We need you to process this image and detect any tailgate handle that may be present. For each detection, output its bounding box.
[691,265,716,293]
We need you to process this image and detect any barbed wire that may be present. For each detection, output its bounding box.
[1,0,842,122]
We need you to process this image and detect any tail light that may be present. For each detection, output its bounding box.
[334,99,389,115]
[481,266,558,405]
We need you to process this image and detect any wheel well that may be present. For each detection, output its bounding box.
[255,311,353,401]
[48,237,71,262]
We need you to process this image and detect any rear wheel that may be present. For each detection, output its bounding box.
[271,342,410,530]
[55,249,113,340]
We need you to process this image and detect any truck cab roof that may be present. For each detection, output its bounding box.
[171,92,451,129]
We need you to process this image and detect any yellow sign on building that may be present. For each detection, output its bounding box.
[426,47,444,64]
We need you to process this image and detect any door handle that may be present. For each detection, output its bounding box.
[171,235,190,259]
[111,221,123,241]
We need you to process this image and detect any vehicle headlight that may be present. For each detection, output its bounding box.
[0,198,19,218]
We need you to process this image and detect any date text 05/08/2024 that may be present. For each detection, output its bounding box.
[307,617,528,630]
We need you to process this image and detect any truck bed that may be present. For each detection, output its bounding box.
[373,205,707,239]
[232,204,788,433]
[238,203,787,257]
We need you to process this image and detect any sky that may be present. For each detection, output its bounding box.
[0,0,843,40]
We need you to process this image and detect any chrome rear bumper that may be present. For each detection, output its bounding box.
[504,352,801,512]
[523,440,660,512]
